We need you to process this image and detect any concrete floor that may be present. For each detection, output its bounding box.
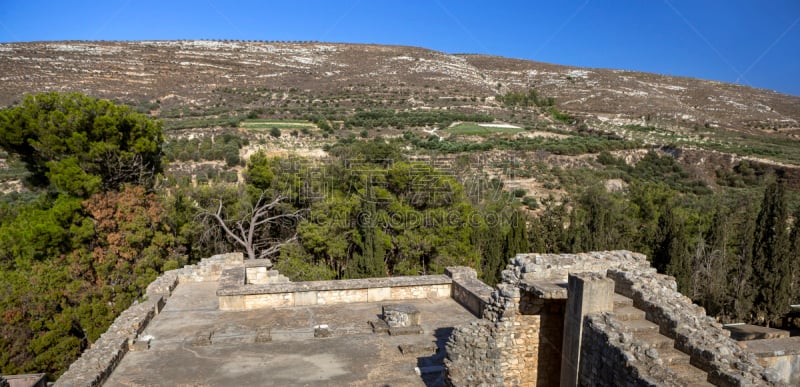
[105,281,479,386]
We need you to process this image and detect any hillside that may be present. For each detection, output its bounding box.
[1,40,798,133]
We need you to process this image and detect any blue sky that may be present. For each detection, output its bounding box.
[1,0,799,96]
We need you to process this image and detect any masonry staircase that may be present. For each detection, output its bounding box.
[612,293,714,386]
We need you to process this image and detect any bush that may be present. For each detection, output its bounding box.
[522,196,539,210]
[513,189,527,198]
[269,127,281,138]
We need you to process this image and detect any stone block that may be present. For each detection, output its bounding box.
[314,324,332,338]
[294,290,318,306]
[399,343,437,356]
[255,327,272,343]
[367,287,391,302]
[152,295,166,314]
[389,326,423,336]
[218,295,245,311]
[382,304,421,327]
[130,337,151,351]
[370,319,389,334]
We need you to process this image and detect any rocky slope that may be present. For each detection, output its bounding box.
[1,40,798,134]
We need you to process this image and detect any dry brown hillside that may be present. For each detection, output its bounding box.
[1,40,798,134]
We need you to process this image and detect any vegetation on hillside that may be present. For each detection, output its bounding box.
[1,87,799,381]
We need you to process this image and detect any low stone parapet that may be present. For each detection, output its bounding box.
[445,266,492,318]
[217,266,452,310]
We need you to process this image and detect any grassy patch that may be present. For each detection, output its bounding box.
[444,122,524,135]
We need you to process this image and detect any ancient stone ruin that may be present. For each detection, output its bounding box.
[53,250,798,386]
[445,251,795,386]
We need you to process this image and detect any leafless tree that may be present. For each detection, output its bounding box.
[197,192,303,262]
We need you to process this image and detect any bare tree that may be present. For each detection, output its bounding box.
[198,192,303,262]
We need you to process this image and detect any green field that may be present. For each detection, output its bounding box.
[240,120,317,129]
[443,122,524,135]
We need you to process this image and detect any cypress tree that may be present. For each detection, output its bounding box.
[752,180,792,326]
[732,203,757,321]
[789,205,800,305]
[701,207,730,318]
[653,205,692,295]
[348,184,386,278]
[481,221,506,286]
[505,210,529,259]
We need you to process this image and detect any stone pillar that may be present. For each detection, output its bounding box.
[560,272,614,387]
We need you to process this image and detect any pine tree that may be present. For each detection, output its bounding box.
[752,180,792,326]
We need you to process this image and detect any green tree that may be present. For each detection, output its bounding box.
[653,205,692,294]
[696,207,731,318]
[732,203,757,322]
[480,221,506,285]
[0,92,164,196]
[504,210,528,261]
[751,180,792,326]
[347,183,386,278]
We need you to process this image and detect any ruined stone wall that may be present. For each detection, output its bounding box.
[445,250,783,387]
[446,281,565,386]
[579,313,665,386]
[445,284,516,386]
[607,268,777,386]
[506,250,650,283]
[445,266,493,318]
[446,252,646,387]
[55,253,242,387]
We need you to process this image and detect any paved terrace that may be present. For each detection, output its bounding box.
[104,281,479,386]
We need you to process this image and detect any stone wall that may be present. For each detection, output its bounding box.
[445,284,516,386]
[445,266,493,318]
[579,313,668,386]
[506,250,650,283]
[607,268,776,386]
[446,252,646,387]
[55,253,242,387]
[743,337,800,385]
[217,266,453,310]
[445,250,784,387]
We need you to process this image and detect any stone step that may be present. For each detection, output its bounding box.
[635,331,673,349]
[618,318,659,333]
[658,346,690,365]
[613,306,646,321]
[669,363,711,386]
[613,293,634,308]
